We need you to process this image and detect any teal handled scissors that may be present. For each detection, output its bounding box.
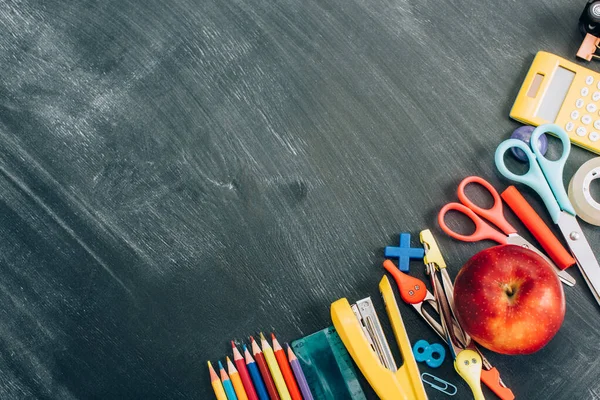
[495,123,600,306]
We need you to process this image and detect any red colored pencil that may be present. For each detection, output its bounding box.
[271,334,302,400]
[232,341,259,400]
[251,336,280,400]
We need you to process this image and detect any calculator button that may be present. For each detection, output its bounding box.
[577,126,587,136]
[586,76,594,85]
[588,104,598,113]
[597,81,600,89]
[593,92,600,101]
[566,122,575,132]
[576,98,585,108]
[571,110,580,120]
[582,87,590,96]
[595,120,600,130]
[590,132,600,142]
[582,115,593,125]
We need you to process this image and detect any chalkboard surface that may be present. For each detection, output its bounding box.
[1,0,599,399]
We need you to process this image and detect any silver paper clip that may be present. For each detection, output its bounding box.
[421,372,457,396]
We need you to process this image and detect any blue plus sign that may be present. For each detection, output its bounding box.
[385,233,425,272]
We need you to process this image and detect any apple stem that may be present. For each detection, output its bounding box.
[502,283,518,299]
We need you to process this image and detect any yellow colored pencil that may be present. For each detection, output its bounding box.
[260,333,291,400]
[208,361,228,400]
[227,356,249,400]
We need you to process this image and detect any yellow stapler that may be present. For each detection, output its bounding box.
[330,276,428,400]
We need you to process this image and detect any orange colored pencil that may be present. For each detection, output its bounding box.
[271,334,302,400]
[251,336,280,400]
[227,356,248,400]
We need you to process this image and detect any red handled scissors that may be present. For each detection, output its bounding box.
[438,176,575,286]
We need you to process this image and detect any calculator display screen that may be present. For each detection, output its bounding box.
[536,66,575,122]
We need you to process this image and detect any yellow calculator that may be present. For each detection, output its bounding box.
[511,51,600,154]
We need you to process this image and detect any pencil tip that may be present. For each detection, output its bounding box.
[218,360,224,370]
[260,332,265,340]
[231,340,236,349]
[271,332,276,340]
[243,344,248,351]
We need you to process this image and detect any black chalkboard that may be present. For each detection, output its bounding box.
[1,0,599,399]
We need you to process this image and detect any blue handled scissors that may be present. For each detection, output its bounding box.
[495,124,600,307]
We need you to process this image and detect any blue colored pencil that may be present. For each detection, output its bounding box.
[218,360,238,400]
[243,345,270,400]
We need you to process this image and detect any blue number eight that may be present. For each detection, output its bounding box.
[412,339,446,368]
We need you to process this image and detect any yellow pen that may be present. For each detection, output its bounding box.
[208,361,228,400]
[260,333,292,400]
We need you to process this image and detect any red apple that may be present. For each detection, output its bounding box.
[453,244,565,355]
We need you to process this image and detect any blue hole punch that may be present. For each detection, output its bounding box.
[384,233,425,272]
[412,339,445,368]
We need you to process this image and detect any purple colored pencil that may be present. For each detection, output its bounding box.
[286,344,314,400]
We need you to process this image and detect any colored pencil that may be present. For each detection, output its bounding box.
[208,361,228,400]
[227,357,248,400]
[244,345,270,400]
[287,345,314,400]
[232,342,259,400]
[251,336,280,400]
[271,334,302,400]
[219,360,239,400]
[260,333,291,400]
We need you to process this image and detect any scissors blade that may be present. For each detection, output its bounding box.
[506,234,576,286]
[557,212,600,306]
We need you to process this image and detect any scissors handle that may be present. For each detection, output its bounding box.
[438,203,508,244]
[495,124,574,224]
[457,176,516,235]
[495,138,561,223]
[530,125,575,216]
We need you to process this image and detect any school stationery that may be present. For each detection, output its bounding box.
[383,233,515,400]
[510,51,600,154]
[227,357,248,400]
[501,186,576,269]
[384,232,425,272]
[243,346,269,400]
[209,361,228,400]
[286,345,314,400]
[232,343,259,400]
[251,337,280,400]
[271,335,302,400]
[568,157,600,226]
[260,333,291,400]
[419,231,485,400]
[330,276,428,400]
[438,175,575,286]
[412,340,445,368]
[219,361,239,400]
[291,327,366,400]
[496,124,600,306]
[421,373,458,396]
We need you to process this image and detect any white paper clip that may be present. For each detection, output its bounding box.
[421,372,457,396]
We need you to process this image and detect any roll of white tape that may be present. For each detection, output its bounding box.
[568,158,600,226]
